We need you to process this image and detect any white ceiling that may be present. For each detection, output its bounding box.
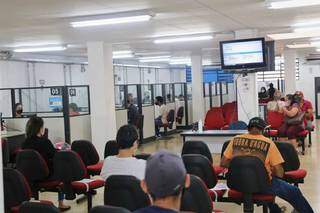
[1,0,320,61]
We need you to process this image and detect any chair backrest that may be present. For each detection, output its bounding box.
[181,175,213,213]
[181,141,213,164]
[104,140,119,159]
[71,140,100,166]
[204,107,225,130]
[182,154,217,188]
[267,111,284,129]
[19,201,60,213]
[220,140,230,159]
[16,150,49,181]
[1,139,9,167]
[90,205,131,213]
[167,109,175,129]
[176,107,184,124]
[3,168,31,212]
[104,175,150,211]
[227,156,269,194]
[275,142,300,171]
[228,121,247,130]
[53,151,87,182]
[134,153,151,160]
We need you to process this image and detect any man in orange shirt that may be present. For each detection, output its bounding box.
[221,117,313,213]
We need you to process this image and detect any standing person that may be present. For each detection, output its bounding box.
[278,94,304,149]
[154,96,168,138]
[100,125,146,181]
[22,116,70,211]
[268,83,276,99]
[295,91,314,130]
[221,117,313,213]
[14,103,23,118]
[135,150,190,213]
[127,93,139,125]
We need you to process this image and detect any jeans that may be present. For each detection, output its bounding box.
[58,191,65,201]
[264,178,313,213]
[155,117,163,136]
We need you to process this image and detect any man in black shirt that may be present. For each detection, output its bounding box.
[135,151,190,213]
[127,93,139,125]
[268,83,276,99]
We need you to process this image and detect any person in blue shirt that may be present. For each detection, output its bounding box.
[134,150,190,213]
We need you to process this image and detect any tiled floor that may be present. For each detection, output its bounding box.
[41,126,320,212]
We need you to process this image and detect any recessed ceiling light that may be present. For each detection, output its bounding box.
[154,35,213,44]
[13,46,67,53]
[268,0,320,9]
[71,15,152,28]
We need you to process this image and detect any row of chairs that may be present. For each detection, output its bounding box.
[204,102,238,130]
[181,140,307,212]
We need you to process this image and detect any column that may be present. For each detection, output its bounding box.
[235,29,259,123]
[191,54,205,122]
[283,49,297,94]
[87,42,117,158]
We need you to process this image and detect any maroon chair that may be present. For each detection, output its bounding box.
[53,150,105,211]
[15,150,61,200]
[204,108,229,130]
[19,201,59,213]
[71,140,103,176]
[3,168,55,213]
[1,139,10,167]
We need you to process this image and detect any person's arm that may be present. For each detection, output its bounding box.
[282,106,299,117]
[272,164,284,178]
[44,139,57,159]
[220,140,234,168]
[220,156,231,168]
[268,143,285,178]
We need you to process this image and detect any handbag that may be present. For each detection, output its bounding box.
[285,111,305,125]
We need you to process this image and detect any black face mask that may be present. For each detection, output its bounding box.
[16,109,23,114]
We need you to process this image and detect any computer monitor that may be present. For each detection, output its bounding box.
[220,37,267,70]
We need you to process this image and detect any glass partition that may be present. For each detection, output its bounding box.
[174,84,184,100]
[165,84,174,103]
[204,83,210,97]
[127,85,138,106]
[115,85,125,109]
[0,90,13,118]
[211,82,217,96]
[141,85,152,106]
[187,83,192,100]
[67,86,90,115]
[153,84,163,98]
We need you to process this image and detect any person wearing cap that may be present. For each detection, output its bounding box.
[100,124,146,181]
[135,150,190,213]
[221,117,313,213]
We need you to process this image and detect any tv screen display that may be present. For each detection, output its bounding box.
[220,38,266,70]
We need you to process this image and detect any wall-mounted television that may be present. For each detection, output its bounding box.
[220,38,267,70]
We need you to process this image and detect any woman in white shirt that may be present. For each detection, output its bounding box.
[267,90,285,112]
[154,96,168,137]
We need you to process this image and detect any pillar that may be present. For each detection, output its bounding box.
[191,54,205,122]
[235,29,259,123]
[283,49,297,94]
[87,42,117,158]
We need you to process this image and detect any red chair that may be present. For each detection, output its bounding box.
[266,111,284,139]
[222,103,238,125]
[275,142,307,187]
[204,107,228,130]
[3,168,55,213]
[71,140,103,176]
[16,150,62,200]
[53,151,105,211]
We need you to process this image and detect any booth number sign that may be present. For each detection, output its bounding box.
[50,88,62,96]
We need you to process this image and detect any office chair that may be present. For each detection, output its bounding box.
[275,142,307,187]
[90,205,131,213]
[182,154,225,201]
[53,151,105,212]
[16,150,61,200]
[19,201,59,213]
[3,168,55,213]
[71,140,103,176]
[104,175,150,211]
[176,106,184,124]
[227,156,275,213]
[104,140,119,159]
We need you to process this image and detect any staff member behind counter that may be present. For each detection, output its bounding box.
[14,103,23,118]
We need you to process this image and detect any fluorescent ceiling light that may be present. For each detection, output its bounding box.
[311,37,320,41]
[170,58,191,65]
[311,41,320,47]
[154,35,213,44]
[286,43,314,49]
[139,56,171,63]
[13,46,67,53]
[113,54,134,59]
[71,15,152,28]
[113,50,132,55]
[135,51,171,56]
[268,0,320,9]
[292,20,320,27]
[294,26,320,33]
[317,49,320,52]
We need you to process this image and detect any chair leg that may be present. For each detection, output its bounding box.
[301,138,305,155]
[263,204,269,213]
[86,192,92,212]
[243,194,254,213]
[308,132,312,147]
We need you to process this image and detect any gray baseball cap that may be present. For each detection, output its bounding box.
[145,150,187,198]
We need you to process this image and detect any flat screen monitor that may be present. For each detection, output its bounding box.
[220,38,266,70]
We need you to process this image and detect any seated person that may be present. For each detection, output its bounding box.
[267,90,285,112]
[154,96,168,137]
[295,91,314,130]
[14,103,23,118]
[135,150,190,213]
[221,117,313,213]
[22,116,70,211]
[100,124,146,180]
